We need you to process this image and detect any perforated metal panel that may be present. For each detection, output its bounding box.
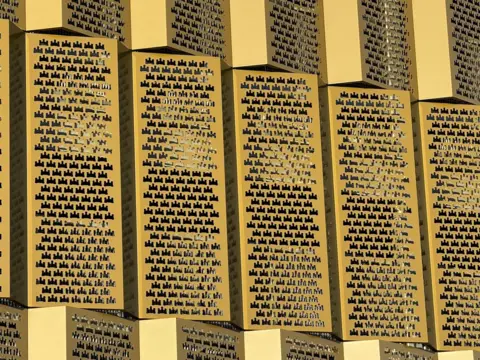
[11,33,124,309]
[230,0,325,79]
[67,308,137,359]
[139,318,244,360]
[322,87,427,342]
[129,0,231,64]
[64,0,128,43]
[344,340,435,360]
[224,70,331,331]
[323,0,416,99]
[121,53,230,320]
[0,304,27,359]
[0,20,9,298]
[360,0,416,93]
[414,102,480,351]
[413,0,480,103]
[29,306,138,360]
[245,330,342,360]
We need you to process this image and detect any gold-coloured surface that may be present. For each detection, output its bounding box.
[0,304,27,359]
[66,307,137,359]
[63,0,129,44]
[447,0,480,103]
[224,70,331,331]
[0,0,22,27]
[10,31,28,306]
[322,87,427,341]
[29,306,138,360]
[5,1,128,46]
[343,340,435,360]
[414,103,480,351]
[0,20,9,298]
[119,53,139,319]
[130,0,231,65]
[139,318,244,360]
[230,0,325,80]
[323,0,417,99]
[245,329,342,360]
[121,53,230,320]
[438,351,480,360]
[412,0,480,103]
[11,33,124,309]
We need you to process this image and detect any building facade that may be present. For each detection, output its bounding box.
[224,70,331,331]
[120,52,230,320]
[0,0,479,358]
[10,33,124,309]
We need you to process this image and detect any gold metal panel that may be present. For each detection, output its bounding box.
[224,70,331,331]
[230,0,325,81]
[65,307,138,360]
[0,20,9,298]
[0,303,27,359]
[280,331,342,360]
[344,340,436,360]
[446,0,480,104]
[62,0,129,46]
[13,0,129,48]
[245,329,343,360]
[414,103,480,351]
[322,87,427,342]
[20,33,124,309]
[119,53,139,318]
[29,306,138,360]
[10,31,28,307]
[121,53,230,320]
[0,0,23,28]
[323,0,417,100]
[438,351,480,360]
[413,0,480,103]
[130,0,231,66]
[139,318,244,360]
[175,319,244,360]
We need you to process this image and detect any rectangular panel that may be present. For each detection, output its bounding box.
[280,331,343,360]
[165,0,231,66]
[26,33,123,309]
[412,0,480,103]
[130,0,231,65]
[447,0,480,104]
[358,0,417,100]
[411,0,453,102]
[66,307,138,360]
[140,318,244,360]
[0,303,27,359]
[20,0,129,49]
[245,329,342,360]
[265,0,324,77]
[10,32,28,306]
[344,340,436,360]
[438,351,480,360]
[415,103,480,351]
[229,0,268,70]
[175,319,244,360]
[0,19,9,297]
[226,70,331,331]
[323,87,427,341]
[126,53,230,320]
[230,0,325,81]
[0,0,23,28]
[28,307,67,360]
[63,0,129,47]
[324,0,417,99]
[29,307,138,360]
